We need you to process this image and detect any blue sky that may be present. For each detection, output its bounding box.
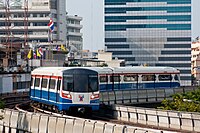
[67,0,200,51]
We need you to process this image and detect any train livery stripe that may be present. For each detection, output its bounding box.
[32,75,62,79]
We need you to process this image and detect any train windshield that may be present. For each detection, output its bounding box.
[63,74,98,92]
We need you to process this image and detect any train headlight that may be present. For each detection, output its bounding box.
[62,92,72,99]
[66,94,72,99]
[90,94,99,100]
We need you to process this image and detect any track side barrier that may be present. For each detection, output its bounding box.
[55,117,65,133]
[0,108,178,133]
[82,120,95,133]
[73,119,85,133]
[100,87,199,105]
[39,115,49,133]
[109,104,200,132]
[48,117,57,133]
[0,109,4,132]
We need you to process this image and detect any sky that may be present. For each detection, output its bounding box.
[67,0,200,51]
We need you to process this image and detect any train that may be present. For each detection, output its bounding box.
[30,66,180,113]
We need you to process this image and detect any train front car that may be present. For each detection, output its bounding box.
[61,68,100,113]
[30,67,102,114]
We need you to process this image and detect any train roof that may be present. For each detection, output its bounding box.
[113,66,179,74]
[31,66,180,76]
[31,67,114,76]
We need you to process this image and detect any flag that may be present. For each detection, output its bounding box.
[27,49,32,59]
[36,49,41,57]
[38,47,43,56]
[56,45,60,51]
[61,44,66,51]
[48,30,51,42]
[33,50,36,59]
[48,18,54,32]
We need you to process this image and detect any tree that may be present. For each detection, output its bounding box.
[0,100,4,109]
[100,63,108,67]
[158,88,200,112]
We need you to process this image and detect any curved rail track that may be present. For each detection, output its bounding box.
[0,92,29,108]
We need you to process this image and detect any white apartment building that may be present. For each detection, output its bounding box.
[0,0,82,50]
[67,15,83,51]
[192,40,200,82]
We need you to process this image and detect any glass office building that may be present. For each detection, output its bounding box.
[105,0,191,86]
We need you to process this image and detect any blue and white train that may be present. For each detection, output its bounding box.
[30,66,180,112]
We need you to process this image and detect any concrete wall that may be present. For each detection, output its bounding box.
[99,86,196,105]
[0,109,169,133]
[110,104,200,132]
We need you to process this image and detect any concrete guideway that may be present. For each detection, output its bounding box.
[108,104,200,132]
[0,86,199,133]
[0,109,178,133]
[99,86,196,105]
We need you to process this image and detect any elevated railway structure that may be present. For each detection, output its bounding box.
[0,86,199,132]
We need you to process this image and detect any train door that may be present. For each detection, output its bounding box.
[141,74,155,89]
[123,74,138,90]
[111,74,120,90]
[34,76,41,98]
[41,77,48,100]
[56,78,61,103]
[99,75,109,91]
[30,76,35,97]
[49,77,57,102]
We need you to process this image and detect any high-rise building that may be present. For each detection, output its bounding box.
[104,0,191,86]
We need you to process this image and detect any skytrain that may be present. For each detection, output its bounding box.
[30,66,180,112]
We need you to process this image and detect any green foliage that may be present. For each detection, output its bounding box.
[159,88,200,112]
[0,100,5,109]
[100,63,108,67]
[0,100,4,120]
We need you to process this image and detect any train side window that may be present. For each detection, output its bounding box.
[110,75,120,82]
[142,75,155,81]
[100,76,108,83]
[88,75,98,92]
[35,78,40,87]
[174,75,179,80]
[42,78,48,88]
[49,79,56,89]
[158,75,172,81]
[63,76,73,91]
[124,75,138,82]
[57,79,61,90]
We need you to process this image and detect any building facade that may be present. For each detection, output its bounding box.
[67,15,83,51]
[192,40,200,83]
[104,0,191,86]
[0,0,82,50]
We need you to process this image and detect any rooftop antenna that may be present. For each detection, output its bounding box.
[23,0,28,47]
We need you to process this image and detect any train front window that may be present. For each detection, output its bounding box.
[72,74,98,92]
[63,75,73,91]
[74,74,88,92]
[63,74,98,92]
